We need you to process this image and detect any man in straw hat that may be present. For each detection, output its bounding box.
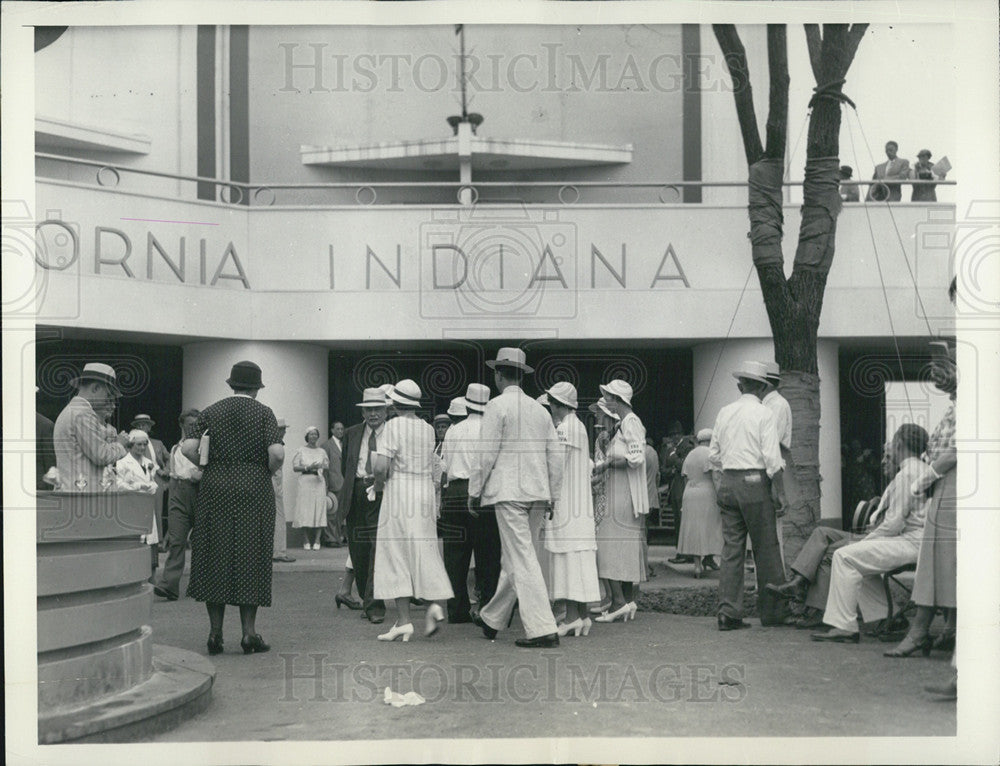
[707,360,790,630]
[337,387,390,623]
[53,363,128,492]
[440,384,498,624]
[469,348,564,648]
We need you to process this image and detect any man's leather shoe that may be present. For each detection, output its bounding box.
[764,575,807,601]
[515,633,559,648]
[153,585,178,601]
[810,628,860,643]
[795,610,824,629]
[717,614,750,631]
[367,612,385,625]
[473,615,497,639]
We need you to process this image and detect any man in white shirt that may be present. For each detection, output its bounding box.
[470,348,564,648]
[707,361,788,630]
[440,384,495,623]
[154,409,204,600]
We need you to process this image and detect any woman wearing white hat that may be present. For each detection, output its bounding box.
[543,383,600,636]
[592,380,649,622]
[677,428,723,578]
[291,426,330,550]
[371,380,454,642]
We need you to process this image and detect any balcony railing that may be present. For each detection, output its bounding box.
[36,152,955,208]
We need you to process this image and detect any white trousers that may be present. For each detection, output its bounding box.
[823,536,920,632]
[480,501,557,639]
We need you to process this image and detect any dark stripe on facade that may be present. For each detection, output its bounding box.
[229,25,250,205]
[196,26,216,201]
[681,24,702,204]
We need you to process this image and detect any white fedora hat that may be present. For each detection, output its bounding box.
[763,361,781,384]
[588,397,620,420]
[732,360,770,384]
[355,388,389,408]
[546,381,578,409]
[387,379,422,407]
[447,397,468,417]
[71,362,121,396]
[464,383,490,411]
[599,379,633,406]
[697,428,713,442]
[536,393,550,407]
[486,347,534,374]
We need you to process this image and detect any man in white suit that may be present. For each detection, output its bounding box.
[469,348,564,648]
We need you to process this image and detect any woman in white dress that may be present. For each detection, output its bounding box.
[371,380,454,642]
[116,429,160,576]
[593,380,648,623]
[542,383,600,637]
[291,427,329,550]
[677,428,723,578]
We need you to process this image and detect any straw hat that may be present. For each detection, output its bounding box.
[387,379,422,407]
[464,383,490,412]
[446,397,468,417]
[732,360,770,384]
[536,393,550,407]
[486,347,534,374]
[433,413,452,425]
[130,413,155,428]
[697,428,713,443]
[356,388,389,408]
[276,417,289,428]
[71,362,121,395]
[599,379,633,406]
[763,361,781,385]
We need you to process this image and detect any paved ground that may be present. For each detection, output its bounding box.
[147,547,956,741]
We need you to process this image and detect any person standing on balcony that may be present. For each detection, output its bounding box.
[866,140,910,202]
[910,149,946,202]
[53,363,128,492]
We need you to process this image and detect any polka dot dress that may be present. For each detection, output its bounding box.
[186,396,281,606]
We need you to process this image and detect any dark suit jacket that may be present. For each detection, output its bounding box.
[338,422,366,519]
[321,437,344,494]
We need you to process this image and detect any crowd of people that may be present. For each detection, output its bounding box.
[42,288,959,695]
[837,140,950,203]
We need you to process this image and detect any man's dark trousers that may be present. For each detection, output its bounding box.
[471,505,501,611]
[440,480,475,621]
[345,478,384,617]
[717,469,789,625]
[155,478,197,598]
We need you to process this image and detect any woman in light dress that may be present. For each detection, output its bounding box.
[676,428,723,578]
[116,429,160,578]
[291,427,329,550]
[592,380,649,623]
[541,383,600,637]
[371,380,454,642]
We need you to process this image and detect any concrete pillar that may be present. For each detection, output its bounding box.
[182,341,329,545]
[692,338,842,522]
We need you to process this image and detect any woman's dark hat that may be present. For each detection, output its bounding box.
[226,360,265,389]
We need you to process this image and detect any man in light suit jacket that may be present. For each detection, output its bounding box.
[469,348,564,648]
[337,391,388,623]
[866,140,910,202]
[321,421,345,547]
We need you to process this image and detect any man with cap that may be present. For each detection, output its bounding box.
[469,348,564,648]
[707,360,789,630]
[271,418,296,563]
[337,387,390,623]
[53,363,128,492]
[440,384,496,624]
[320,421,346,547]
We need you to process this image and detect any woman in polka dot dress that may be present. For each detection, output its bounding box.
[183,361,284,655]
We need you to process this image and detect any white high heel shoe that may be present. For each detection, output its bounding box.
[425,603,445,636]
[377,622,414,642]
[626,601,638,621]
[581,617,592,636]
[557,618,584,637]
[594,603,630,623]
